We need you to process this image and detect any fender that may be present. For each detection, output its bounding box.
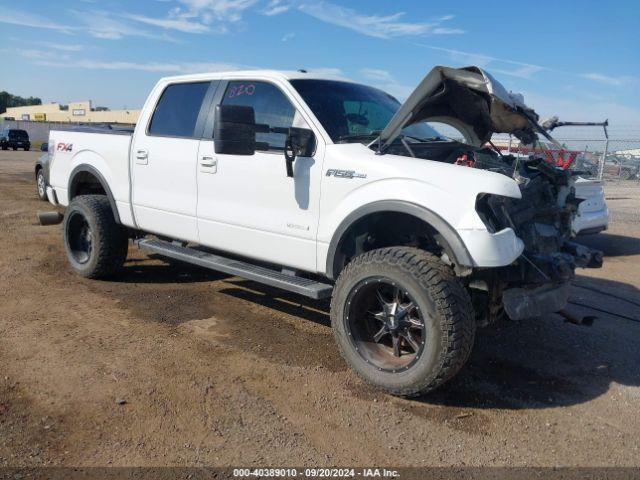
[67,164,121,224]
[325,200,474,279]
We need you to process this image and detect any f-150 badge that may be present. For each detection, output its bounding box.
[326,169,367,179]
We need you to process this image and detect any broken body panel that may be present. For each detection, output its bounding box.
[374,66,603,322]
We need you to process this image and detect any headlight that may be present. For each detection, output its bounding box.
[475,193,516,233]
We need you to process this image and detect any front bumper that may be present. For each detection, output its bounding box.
[457,227,524,267]
[502,282,570,320]
[573,205,609,236]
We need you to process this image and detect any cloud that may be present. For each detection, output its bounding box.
[360,68,395,83]
[12,45,239,74]
[419,45,547,79]
[360,68,414,100]
[11,39,84,52]
[0,8,73,33]
[0,6,177,41]
[42,42,84,52]
[175,0,258,22]
[297,2,464,39]
[303,67,345,79]
[70,10,179,41]
[123,13,210,33]
[281,32,295,42]
[33,57,242,74]
[432,27,465,35]
[581,73,638,87]
[123,0,258,35]
[264,0,292,16]
[522,90,640,128]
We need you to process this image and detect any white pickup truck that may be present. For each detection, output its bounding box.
[43,66,602,396]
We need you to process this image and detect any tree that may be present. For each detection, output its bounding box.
[0,91,42,114]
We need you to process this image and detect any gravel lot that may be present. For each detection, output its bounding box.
[1,150,639,467]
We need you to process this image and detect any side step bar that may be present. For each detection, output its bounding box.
[137,238,333,300]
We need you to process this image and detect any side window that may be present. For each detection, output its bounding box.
[148,81,210,138]
[221,81,296,151]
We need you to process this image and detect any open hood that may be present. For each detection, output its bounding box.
[377,66,540,150]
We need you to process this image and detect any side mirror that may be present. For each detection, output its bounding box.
[214,104,256,155]
[284,127,316,177]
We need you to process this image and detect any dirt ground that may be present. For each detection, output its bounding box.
[1,150,639,467]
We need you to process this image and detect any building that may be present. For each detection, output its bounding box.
[2,101,139,124]
[612,148,640,158]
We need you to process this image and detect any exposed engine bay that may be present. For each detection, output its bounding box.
[365,65,606,323]
[385,139,604,323]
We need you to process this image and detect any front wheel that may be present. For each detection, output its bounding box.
[331,247,476,397]
[63,195,128,278]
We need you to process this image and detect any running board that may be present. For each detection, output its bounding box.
[137,238,333,300]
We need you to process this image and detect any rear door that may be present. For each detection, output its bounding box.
[196,79,323,271]
[131,80,216,242]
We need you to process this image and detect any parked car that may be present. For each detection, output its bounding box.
[0,129,31,150]
[573,178,609,235]
[41,66,602,396]
[35,148,51,201]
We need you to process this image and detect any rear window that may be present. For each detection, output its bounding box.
[9,130,29,139]
[148,82,210,138]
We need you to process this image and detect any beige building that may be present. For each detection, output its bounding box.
[2,101,139,124]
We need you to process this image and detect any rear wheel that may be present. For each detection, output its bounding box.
[63,195,128,278]
[24,146,30,151]
[331,247,475,397]
[36,169,47,201]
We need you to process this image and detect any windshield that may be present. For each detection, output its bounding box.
[290,79,443,143]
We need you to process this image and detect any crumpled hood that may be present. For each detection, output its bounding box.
[378,66,539,149]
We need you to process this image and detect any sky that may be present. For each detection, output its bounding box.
[0,0,639,138]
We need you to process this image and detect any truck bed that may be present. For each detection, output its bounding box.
[48,128,135,227]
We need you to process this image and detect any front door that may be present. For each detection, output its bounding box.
[196,80,323,271]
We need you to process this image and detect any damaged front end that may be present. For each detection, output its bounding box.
[375,65,604,322]
[472,153,603,321]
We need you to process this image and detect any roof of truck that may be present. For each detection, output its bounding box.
[159,69,352,83]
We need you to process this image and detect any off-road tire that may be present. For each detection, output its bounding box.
[63,195,128,278]
[36,168,47,201]
[331,247,475,397]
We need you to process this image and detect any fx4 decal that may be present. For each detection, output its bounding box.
[57,143,73,152]
[325,169,367,179]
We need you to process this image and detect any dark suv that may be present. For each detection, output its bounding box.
[0,129,31,151]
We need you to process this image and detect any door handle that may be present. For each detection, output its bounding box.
[135,149,148,165]
[200,156,217,173]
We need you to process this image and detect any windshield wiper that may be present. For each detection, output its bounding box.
[400,134,447,143]
[338,130,382,143]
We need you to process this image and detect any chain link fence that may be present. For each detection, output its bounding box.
[490,133,640,186]
[544,139,640,183]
